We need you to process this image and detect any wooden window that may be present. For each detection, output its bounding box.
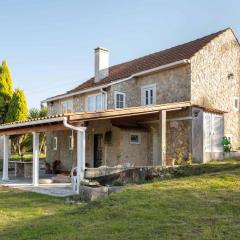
[53,137,58,150]
[130,133,141,144]
[141,84,156,106]
[114,91,125,109]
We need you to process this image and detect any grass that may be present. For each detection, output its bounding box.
[9,153,46,161]
[0,160,240,239]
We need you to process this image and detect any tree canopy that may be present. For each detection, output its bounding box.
[6,88,28,123]
[0,60,14,123]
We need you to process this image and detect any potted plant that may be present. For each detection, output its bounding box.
[222,136,232,158]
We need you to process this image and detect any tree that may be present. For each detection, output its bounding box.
[29,106,48,154]
[6,88,28,156]
[0,60,14,123]
[6,88,28,123]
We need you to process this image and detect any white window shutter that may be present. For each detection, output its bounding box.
[212,115,224,152]
[204,113,212,152]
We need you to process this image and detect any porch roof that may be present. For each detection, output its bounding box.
[0,101,226,135]
[0,115,68,135]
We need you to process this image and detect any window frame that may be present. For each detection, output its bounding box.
[233,97,239,112]
[61,99,73,114]
[141,84,156,106]
[86,93,104,112]
[129,133,141,145]
[53,137,58,151]
[114,91,126,109]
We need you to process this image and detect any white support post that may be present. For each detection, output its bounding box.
[2,135,9,181]
[159,110,167,166]
[76,128,86,194]
[32,132,40,186]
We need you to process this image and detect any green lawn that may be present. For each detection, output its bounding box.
[0,160,240,240]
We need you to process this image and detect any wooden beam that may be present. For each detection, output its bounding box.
[69,102,191,122]
[0,123,67,136]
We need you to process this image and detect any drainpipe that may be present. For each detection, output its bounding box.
[63,117,86,194]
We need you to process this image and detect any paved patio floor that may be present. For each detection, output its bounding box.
[0,171,74,197]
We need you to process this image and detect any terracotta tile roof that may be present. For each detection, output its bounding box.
[46,28,228,100]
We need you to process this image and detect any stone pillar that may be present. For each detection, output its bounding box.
[159,110,167,166]
[32,132,40,186]
[2,135,9,181]
[76,128,86,194]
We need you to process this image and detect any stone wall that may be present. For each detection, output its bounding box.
[191,29,240,149]
[46,130,77,171]
[46,119,153,170]
[108,64,191,108]
[47,65,191,115]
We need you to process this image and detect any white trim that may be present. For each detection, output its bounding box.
[114,91,126,109]
[141,84,156,106]
[53,137,58,151]
[130,133,141,144]
[0,117,65,130]
[233,97,239,112]
[32,132,40,186]
[42,59,190,103]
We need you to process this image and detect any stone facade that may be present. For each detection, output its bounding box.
[46,29,240,169]
[191,29,240,149]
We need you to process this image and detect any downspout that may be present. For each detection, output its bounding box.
[63,117,87,193]
[100,88,108,165]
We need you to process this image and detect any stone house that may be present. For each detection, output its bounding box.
[1,28,239,182]
[40,27,240,171]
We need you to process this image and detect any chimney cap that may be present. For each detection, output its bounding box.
[95,46,109,52]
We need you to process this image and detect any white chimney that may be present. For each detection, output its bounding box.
[95,47,109,82]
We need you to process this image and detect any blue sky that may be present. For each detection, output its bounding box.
[0,0,239,109]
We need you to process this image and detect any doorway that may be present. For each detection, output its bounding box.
[93,134,103,167]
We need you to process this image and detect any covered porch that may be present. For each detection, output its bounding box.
[0,115,86,195]
[0,101,224,195]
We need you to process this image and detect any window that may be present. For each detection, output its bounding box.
[53,137,57,150]
[69,135,74,150]
[87,94,104,112]
[61,100,73,114]
[233,97,239,111]
[141,84,156,105]
[130,133,141,144]
[114,91,125,109]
